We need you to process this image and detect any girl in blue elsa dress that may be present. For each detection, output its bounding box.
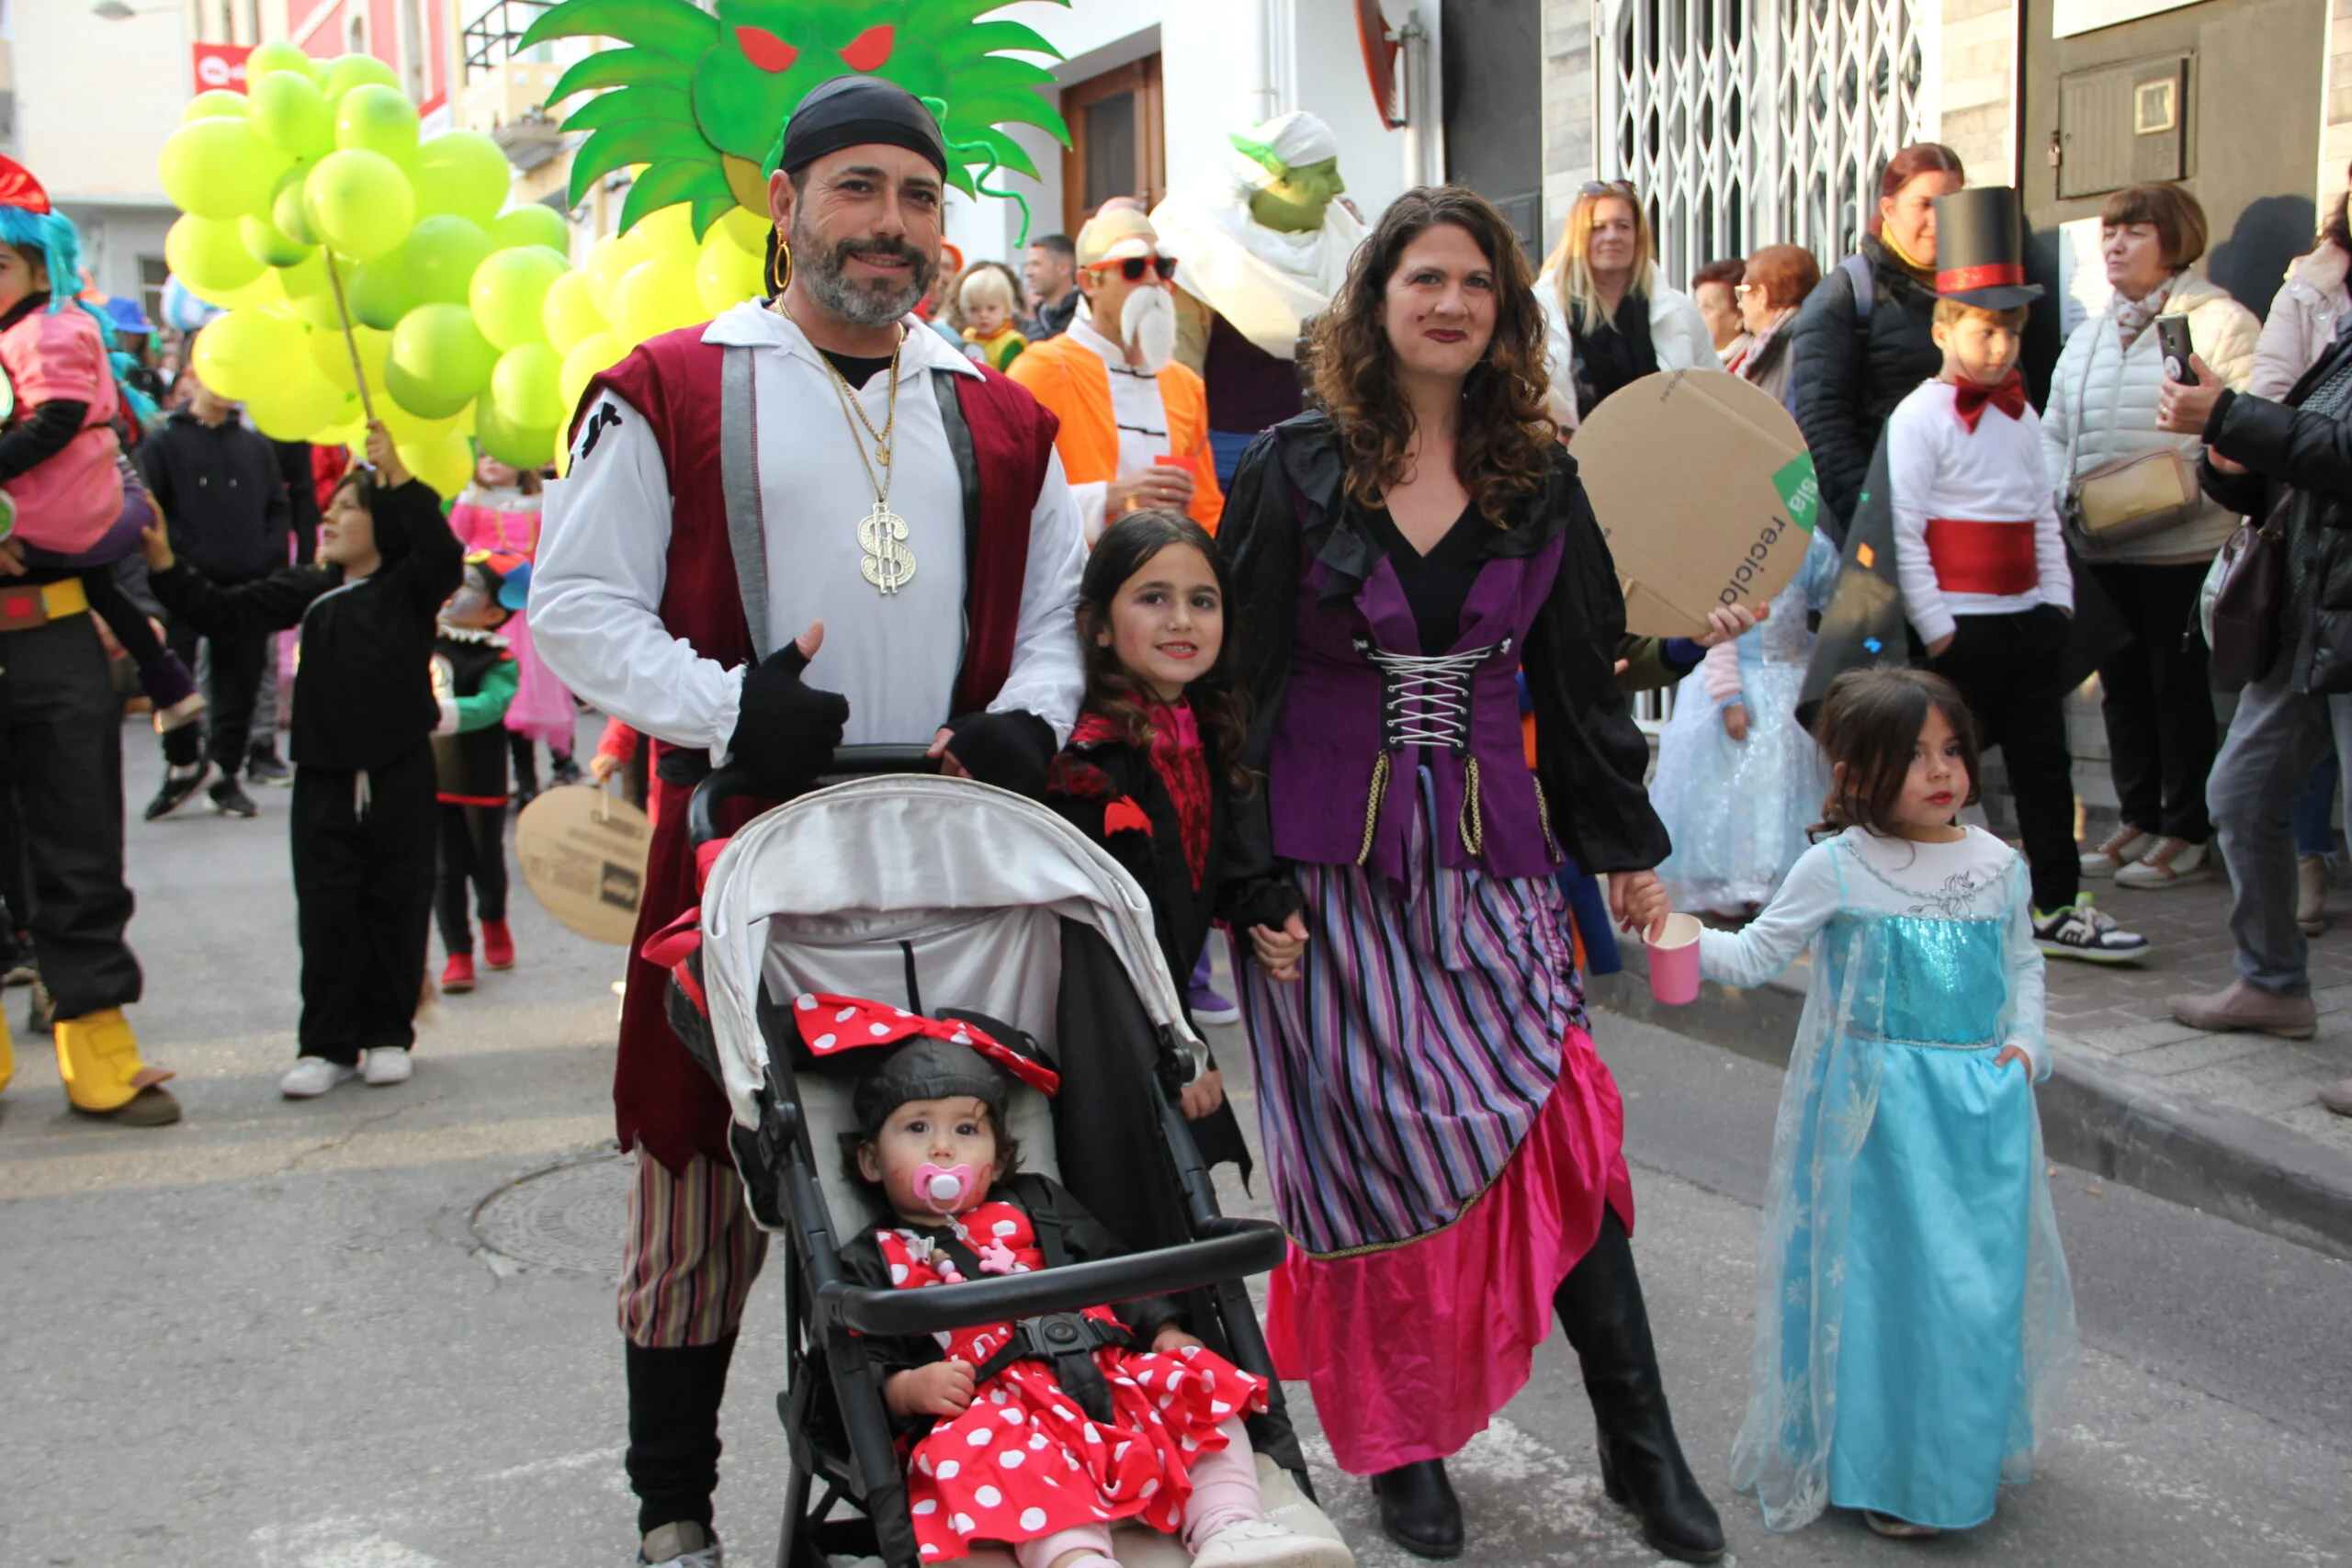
[1651,529,1839,916]
[1692,666,2075,1538]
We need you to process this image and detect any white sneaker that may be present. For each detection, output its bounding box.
[280,1056,357,1098]
[2112,836,2211,888]
[2079,824,2151,878]
[361,1046,413,1086]
[637,1521,721,1566]
[1190,1517,1355,1568]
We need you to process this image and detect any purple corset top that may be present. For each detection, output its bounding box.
[1355,631,1514,756]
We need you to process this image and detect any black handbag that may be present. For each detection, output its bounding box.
[2208,496,2290,684]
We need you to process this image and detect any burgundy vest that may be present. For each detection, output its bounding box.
[579,325,1063,1171]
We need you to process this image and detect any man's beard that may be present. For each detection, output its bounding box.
[1122,285,1178,374]
[789,216,934,329]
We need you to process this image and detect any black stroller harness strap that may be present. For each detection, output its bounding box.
[956,1182,1135,1426]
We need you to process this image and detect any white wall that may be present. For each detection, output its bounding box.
[16,1,189,205]
[945,0,1420,267]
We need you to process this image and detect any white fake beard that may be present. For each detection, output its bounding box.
[1122,285,1179,375]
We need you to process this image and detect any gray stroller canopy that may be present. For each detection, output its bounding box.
[699,775,1204,1135]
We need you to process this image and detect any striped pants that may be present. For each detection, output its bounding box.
[618,1146,768,1348]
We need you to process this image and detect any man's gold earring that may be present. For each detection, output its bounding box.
[770,235,793,297]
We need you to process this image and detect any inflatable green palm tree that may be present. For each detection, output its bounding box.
[520,0,1071,238]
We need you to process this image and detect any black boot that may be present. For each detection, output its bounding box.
[1369,1458,1464,1559]
[1555,1208,1725,1563]
[624,1335,737,1539]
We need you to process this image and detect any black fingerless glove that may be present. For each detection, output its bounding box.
[941,709,1055,797]
[728,642,849,796]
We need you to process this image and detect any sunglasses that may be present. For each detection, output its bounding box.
[1580,179,1638,197]
[1087,254,1179,282]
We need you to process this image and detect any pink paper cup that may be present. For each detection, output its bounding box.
[1645,912,1702,1005]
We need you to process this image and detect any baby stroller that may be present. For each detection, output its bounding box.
[669,752,1350,1568]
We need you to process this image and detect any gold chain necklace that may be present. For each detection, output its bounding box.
[784,303,916,595]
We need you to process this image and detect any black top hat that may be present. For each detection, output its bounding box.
[1931,186,2044,310]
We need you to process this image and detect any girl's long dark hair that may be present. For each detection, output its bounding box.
[1308,185,1555,525]
[1076,511,1252,793]
[1811,667,1981,838]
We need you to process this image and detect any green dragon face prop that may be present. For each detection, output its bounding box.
[521,0,1071,239]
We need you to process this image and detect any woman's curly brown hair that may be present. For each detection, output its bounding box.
[1309,185,1557,525]
[1076,511,1253,794]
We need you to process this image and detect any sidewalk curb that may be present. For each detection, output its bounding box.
[1589,966,2352,1263]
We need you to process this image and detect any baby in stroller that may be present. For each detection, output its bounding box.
[831,1003,1350,1568]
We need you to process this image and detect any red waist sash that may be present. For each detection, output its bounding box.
[1924,518,2039,596]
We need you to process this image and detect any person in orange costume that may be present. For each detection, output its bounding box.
[1011,207,1223,541]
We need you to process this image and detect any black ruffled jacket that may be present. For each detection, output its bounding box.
[1045,715,1301,1172]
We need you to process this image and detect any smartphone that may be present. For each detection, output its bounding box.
[2156,316,2198,385]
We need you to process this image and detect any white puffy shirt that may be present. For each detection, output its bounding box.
[1884,378,2072,648]
[529,301,1087,753]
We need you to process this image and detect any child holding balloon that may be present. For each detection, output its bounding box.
[143,420,464,1099]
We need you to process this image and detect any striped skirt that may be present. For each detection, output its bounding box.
[1240,784,1634,1472]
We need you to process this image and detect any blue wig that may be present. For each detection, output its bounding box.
[0,203,114,345]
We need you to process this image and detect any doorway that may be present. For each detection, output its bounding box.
[1060,55,1166,236]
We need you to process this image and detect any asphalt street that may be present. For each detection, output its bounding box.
[0,726,2345,1567]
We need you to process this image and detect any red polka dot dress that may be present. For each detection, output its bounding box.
[877,1201,1268,1561]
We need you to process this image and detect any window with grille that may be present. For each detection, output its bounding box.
[1598,0,1926,285]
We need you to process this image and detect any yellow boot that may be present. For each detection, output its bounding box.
[53,1008,179,1125]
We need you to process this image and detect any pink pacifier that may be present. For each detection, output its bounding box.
[914,1161,975,1214]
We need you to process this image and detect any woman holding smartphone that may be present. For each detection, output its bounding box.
[2040,181,2257,891]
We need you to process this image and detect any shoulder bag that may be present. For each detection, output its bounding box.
[2061,321,2203,548]
[2205,492,2289,684]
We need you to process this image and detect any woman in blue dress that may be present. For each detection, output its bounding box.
[1693,667,2075,1536]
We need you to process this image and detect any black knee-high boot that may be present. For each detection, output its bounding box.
[625,1336,738,1537]
[1554,1208,1725,1563]
[1368,1457,1464,1559]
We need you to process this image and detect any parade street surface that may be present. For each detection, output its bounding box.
[0,732,2343,1568]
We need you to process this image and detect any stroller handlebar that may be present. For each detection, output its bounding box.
[688,746,941,849]
[815,1219,1288,1338]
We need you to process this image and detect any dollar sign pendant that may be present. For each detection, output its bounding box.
[858,502,916,594]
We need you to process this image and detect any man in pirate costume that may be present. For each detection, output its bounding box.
[530,73,1085,1567]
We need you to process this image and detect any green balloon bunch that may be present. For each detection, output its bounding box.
[157,49,773,486]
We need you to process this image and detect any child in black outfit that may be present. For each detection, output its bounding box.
[142,421,463,1098]
[1041,512,1305,1171]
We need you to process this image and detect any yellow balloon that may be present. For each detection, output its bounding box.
[245,39,319,83]
[158,117,288,220]
[191,308,306,403]
[311,321,390,394]
[209,269,290,311]
[716,205,769,254]
[491,342,565,429]
[164,214,266,297]
[183,89,250,122]
[612,255,702,347]
[278,251,342,332]
[540,269,606,355]
[633,204,697,263]
[695,227,764,316]
[582,231,651,320]
[398,429,475,499]
[377,397,463,447]
[322,54,401,98]
[559,332,626,418]
[247,364,351,442]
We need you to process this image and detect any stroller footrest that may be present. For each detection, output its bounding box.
[820,1224,1288,1337]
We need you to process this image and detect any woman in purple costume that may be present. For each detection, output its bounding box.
[1219,186,1724,1564]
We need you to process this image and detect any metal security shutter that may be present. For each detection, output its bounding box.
[1598,0,1927,282]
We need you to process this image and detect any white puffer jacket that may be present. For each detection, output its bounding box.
[2250,243,2350,399]
[1534,272,1719,432]
[2040,270,2260,564]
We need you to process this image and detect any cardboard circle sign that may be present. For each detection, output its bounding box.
[515,784,652,946]
[1572,370,1823,637]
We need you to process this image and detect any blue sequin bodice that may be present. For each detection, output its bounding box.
[1820,912,2009,1047]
